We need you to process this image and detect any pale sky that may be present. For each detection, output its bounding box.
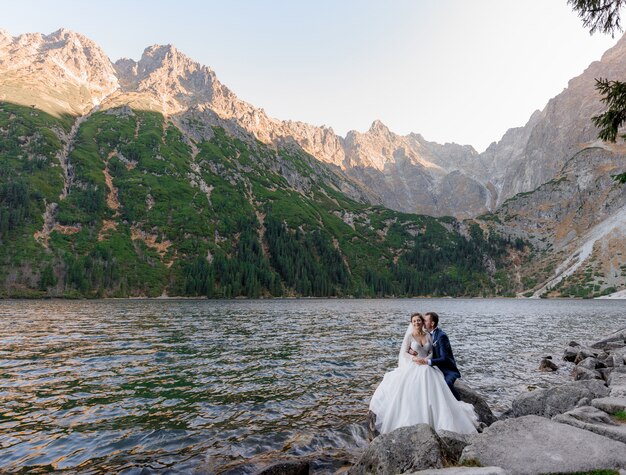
[2,0,619,151]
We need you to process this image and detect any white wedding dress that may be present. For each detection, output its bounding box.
[369,332,478,435]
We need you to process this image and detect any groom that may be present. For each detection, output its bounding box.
[416,311,461,401]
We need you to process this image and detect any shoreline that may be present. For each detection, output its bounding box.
[1,294,625,301]
[343,326,626,475]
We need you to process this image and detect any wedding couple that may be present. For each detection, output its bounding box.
[369,311,477,435]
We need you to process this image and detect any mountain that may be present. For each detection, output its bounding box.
[479,33,626,207]
[1,27,625,298]
[0,29,522,298]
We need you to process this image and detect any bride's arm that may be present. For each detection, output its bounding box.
[400,333,414,363]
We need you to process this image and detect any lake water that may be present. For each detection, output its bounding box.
[1,298,625,473]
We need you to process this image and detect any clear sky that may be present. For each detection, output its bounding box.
[1,0,619,151]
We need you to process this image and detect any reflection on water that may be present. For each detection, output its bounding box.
[0,298,625,473]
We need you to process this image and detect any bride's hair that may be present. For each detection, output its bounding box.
[410,312,425,336]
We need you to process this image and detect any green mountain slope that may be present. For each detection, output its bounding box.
[0,102,523,298]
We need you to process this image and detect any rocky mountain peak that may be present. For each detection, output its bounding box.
[0,28,118,115]
[368,119,392,136]
[112,43,221,114]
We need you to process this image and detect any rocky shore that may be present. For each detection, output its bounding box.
[255,327,626,475]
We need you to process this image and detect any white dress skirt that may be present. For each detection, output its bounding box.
[369,335,478,435]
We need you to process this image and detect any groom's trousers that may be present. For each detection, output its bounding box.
[445,373,461,401]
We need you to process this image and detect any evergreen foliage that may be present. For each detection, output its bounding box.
[0,101,525,298]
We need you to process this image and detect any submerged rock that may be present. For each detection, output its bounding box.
[538,357,558,372]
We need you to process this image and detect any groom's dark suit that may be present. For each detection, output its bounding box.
[430,327,461,401]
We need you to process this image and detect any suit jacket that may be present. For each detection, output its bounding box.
[430,327,460,379]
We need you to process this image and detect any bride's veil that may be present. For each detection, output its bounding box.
[397,322,413,368]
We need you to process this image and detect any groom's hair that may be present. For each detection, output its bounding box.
[426,311,439,327]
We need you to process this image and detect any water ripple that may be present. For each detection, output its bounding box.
[0,298,625,473]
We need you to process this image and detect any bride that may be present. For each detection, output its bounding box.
[369,313,477,435]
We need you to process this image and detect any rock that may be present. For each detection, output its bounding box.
[608,367,626,397]
[575,348,600,364]
[597,351,610,361]
[592,396,626,413]
[599,367,614,382]
[459,415,626,474]
[572,365,602,381]
[366,410,379,441]
[568,340,581,347]
[455,380,498,427]
[612,348,626,367]
[554,405,626,444]
[255,460,310,475]
[437,430,474,465]
[510,379,609,418]
[349,424,444,475]
[591,327,626,349]
[578,356,605,370]
[406,468,507,475]
[576,397,591,407]
[538,357,558,372]
[563,346,578,362]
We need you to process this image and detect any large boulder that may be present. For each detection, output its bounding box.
[592,396,626,413]
[349,424,444,475]
[510,379,608,418]
[455,380,498,427]
[553,405,626,444]
[459,415,626,474]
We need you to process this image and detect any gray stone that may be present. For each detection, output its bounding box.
[255,460,309,475]
[455,381,498,427]
[554,405,626,444]
[366,410,379,441]
[612,348,626,367]
[575,348,600,364]
[568,340,581,347]
[572,365,602,381]
[510,379,609,418]
[575,397,591,407]
[563,346,578,362]
[577,356,602,370]
[407,468,507,475]
[598,351,610,361]
[437,430,474,466]
[591,328,626,349]
[538,357,558,372]
[599,367,614,382]
[608,369,626,397]
[592,396,626,413]
[349,424,443,475]
[459,415,626,474]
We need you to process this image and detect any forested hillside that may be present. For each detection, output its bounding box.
[0,102,524,298]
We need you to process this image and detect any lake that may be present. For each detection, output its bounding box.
[1,298,625,473]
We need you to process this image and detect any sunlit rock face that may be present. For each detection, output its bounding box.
[0,28,119,115]
[3,27,626,221]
